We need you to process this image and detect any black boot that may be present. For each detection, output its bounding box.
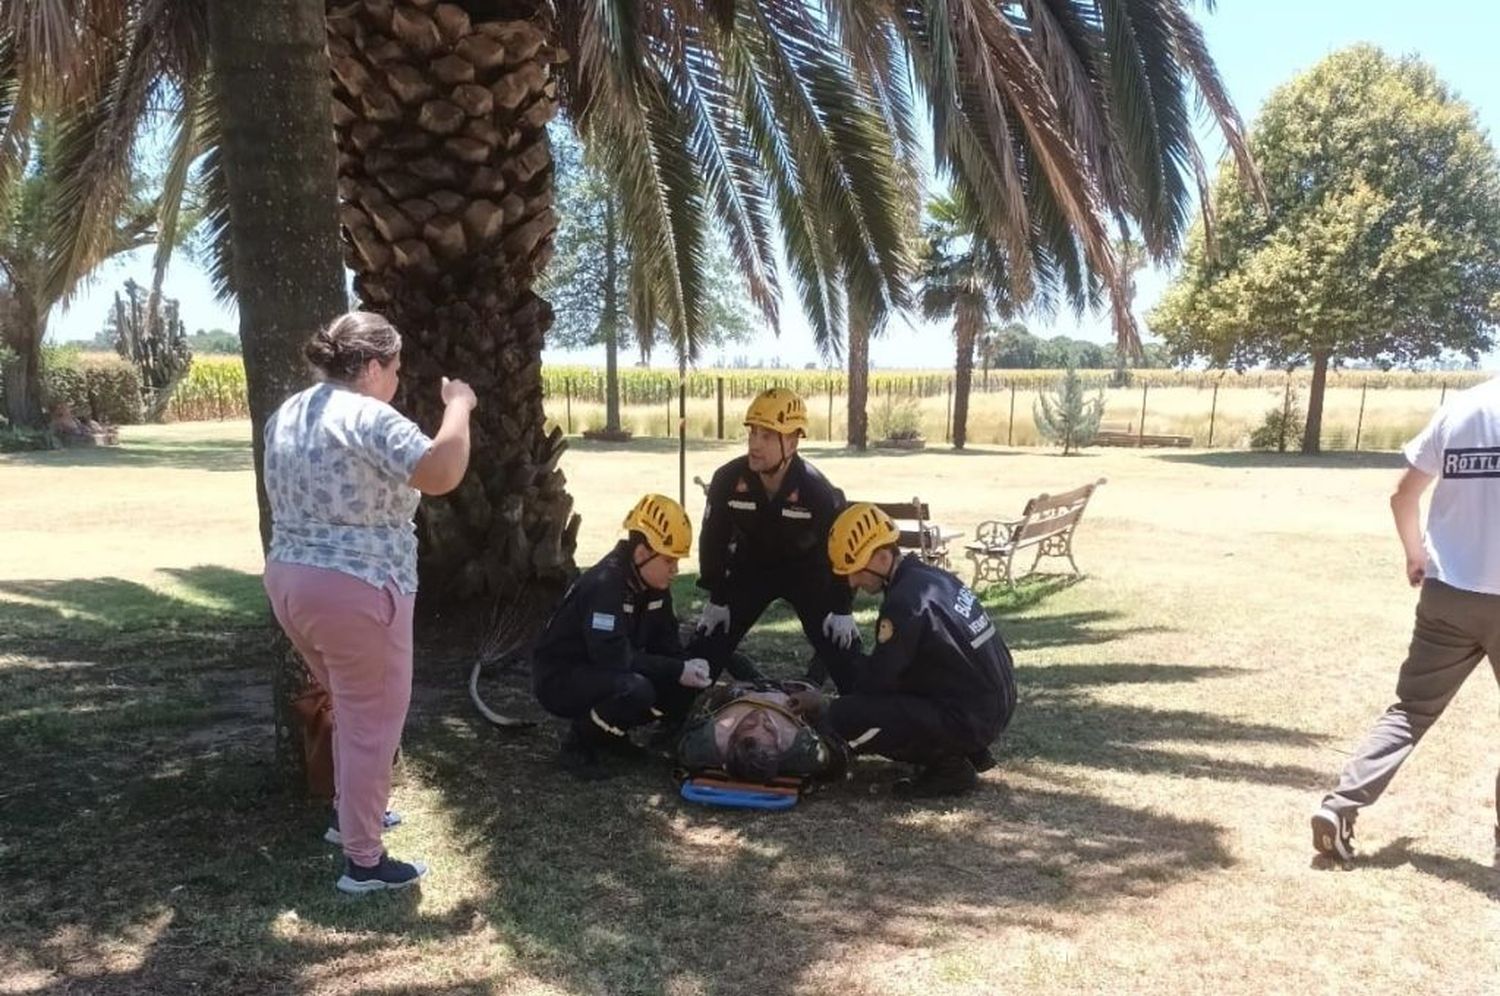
[558,727,613,781]
[967,746,997,773]
[893,755,978,799]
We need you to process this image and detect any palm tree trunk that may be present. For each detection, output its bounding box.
[208,0,348,550]
[952,307,978,450]
[3,294,44,427]
[329,0,576,606]
[847,307,870,450]
[1303,350,1330,455]
[602,196,621,434]
[207,0,350,786]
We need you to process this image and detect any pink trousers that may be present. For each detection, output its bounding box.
[264,561,414,866]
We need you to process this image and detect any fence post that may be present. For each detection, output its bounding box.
[1440,381,1448,407]
[565,377,573,435]
[716,376,724,440]
[1354,382,1368,451]
[1207,380,1220,448]
[827,377,834,442]
[945,378,952,443]
[665,394,672,437]
[1007,383,1016,446]
[1279,375,1293,453]
[1137,383,1148,448]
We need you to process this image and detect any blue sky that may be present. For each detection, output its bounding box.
[48,1,1500,370]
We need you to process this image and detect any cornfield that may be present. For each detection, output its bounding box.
[540,364,1492,405]
[166,355,250,421]
[152,356,1487,453]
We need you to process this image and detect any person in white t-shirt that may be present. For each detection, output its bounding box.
[1312,377,1500,862]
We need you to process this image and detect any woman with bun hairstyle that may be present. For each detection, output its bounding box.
[262,310,477,894]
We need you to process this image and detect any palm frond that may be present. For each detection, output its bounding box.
[724,26,842,351]
[0,34,30,219]
[192,85,234,302]
[147,74,205,299]
[43,36,158,306]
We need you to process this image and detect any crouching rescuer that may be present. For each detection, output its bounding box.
[531,495,712,776]
[825,503,1018,798]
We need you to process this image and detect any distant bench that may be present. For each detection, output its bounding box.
[1094,420,1191,448]
[859,498,964,569]
[964,479,1106,590]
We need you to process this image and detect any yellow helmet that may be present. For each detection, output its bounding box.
[744,387,808,436]
[828,503,901,576]
[622,493,693,559]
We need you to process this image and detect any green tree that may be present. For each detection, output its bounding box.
[919,192,1016,449]
[186,329,241,354]
[986,322,1038,370]
[1033,364,1104,455]
[1150,46,1500,453]
[543,126,755,436]
[0,128,155,426]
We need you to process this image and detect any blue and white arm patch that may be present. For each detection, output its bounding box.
[591,612,616,632]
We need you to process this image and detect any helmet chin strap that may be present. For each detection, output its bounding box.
[759,432,793,477]
[632,544,661,587]
[873,550,900,590]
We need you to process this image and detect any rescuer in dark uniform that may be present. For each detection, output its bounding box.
[689,388,859,687]
[532,494,711,777]
[824,503,1017,798]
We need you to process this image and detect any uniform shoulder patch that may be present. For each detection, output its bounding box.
[876,618,895,644]
[591,612,616,632]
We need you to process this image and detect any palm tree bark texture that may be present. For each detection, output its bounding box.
[206,0,351,778]
[327,0,575,604]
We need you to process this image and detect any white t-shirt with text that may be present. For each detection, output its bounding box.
[1403,377,1500,595]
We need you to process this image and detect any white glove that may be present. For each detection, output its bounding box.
[823,612,858,649]
[679,658,712,689]
[696,602,731,636]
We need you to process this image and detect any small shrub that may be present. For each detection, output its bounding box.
[1033,364,1104,455]
[1249,398,1304,452]
[873,394,924,441]
[0,426,58,452]
[81,355,143,425]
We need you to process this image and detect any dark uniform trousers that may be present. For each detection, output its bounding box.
[685,559,860,684]
[824,556,1017,766]
[692,453,859,690]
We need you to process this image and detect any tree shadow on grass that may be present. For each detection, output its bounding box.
[0,564,1309,994]
[1,437,253,472]
[1152,450,1406,471]
[0,566,267,649]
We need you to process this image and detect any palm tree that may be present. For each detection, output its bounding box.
[919,192,1015,450]
[0,127,155,426]
[14,0,1255,609]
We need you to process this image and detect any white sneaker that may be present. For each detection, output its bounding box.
[324,809,403,846]
[1311,807,1354,860]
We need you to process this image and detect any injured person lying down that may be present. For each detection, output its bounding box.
[675,679,848,783]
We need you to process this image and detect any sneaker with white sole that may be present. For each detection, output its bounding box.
[1311,807,1355,860]
[336,852,427,895]
[324,809,403,846]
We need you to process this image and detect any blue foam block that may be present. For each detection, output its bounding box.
[680,781,799,811]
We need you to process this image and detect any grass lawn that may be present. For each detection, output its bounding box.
[1,422,1496,995]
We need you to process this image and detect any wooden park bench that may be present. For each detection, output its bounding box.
[964,479,1106,590]
[862,497,964,569]
[1094,420,1191,448]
